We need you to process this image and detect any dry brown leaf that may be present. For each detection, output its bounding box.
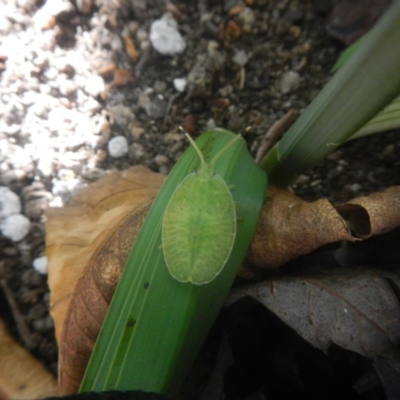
[46,164,400,394]
[227,267,400,359]
[246,186,354,269]
[335,186,400,238]
[0,318,58,399]
[57,202,153,394]
[46,166,165,345]
[47,166,165,395]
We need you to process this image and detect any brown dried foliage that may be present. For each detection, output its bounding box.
[45,166,400,394]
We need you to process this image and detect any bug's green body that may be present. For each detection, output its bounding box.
[162,134,238,285]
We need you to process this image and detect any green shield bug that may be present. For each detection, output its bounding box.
[162,133,240,285]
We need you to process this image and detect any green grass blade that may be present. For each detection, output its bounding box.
[79,129,267,395]
[260,0,400,187]
[332,34,400,139]
[351,94,400,139]
[331,35,364,73]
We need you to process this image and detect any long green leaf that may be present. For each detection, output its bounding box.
[351,94,400,139]
[332,34,400,140]
[79,129,267,395]
[261,0,400,186]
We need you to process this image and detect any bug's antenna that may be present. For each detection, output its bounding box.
[184,133,206,168]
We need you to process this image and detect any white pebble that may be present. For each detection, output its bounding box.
[350,183,362,192]
[0,186,21,219]
[51,179,87,203]
[237,7,255,26]
[232,50,248,67]
[173,78,187,92]
[150,13,186,55]
[33,256,48,274]
[40,0,74,17]
[280,70,301,94]
[48,196,64,208]
[0,214,31,242]
[108,136,129,158]
[205,118,217,131]
[84,75,105,98]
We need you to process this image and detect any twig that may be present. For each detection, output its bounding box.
[255,109,298,163]
[163,92,182,125]
[0,279,34,350]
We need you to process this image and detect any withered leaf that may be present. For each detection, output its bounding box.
[46,163,400,394]
[335,186,400,238]
[246,185,353,269]
[227,267,400,359]
[46,166,165,345]
[0,318,58,399]
[57,201,153,394]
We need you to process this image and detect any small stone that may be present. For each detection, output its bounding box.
[33,9,56,30]
[31,103,48,118]
[110,36,122,52]
[76,0,93,14]
[32,315,54,332]
[4,101,25,125]
[28,302,47,319]
[37,155,55,178]
[107,104,135,127]
[205,118,217,131]
[350,183,362,192]
[129,142,148,163]
[52,57,75,76]
[138,92,151,110]
[59,80,77,97]
[41,0,74,17]
[154,154,169,168]
[51,179,87,204]
[150,13,186,55]
[237,7,255,27]
[1,169,28,185]
[144,96,168,119]
[32,256,48,274]
[0,186,21,218]
[21,91,38,106]
[84,75,105,98]
[3,124,21,136]
[164,132,182,144]
[173,78,187,92]
[81,167,106,181]
[232,49,248,66]
[129,125,145,140]
[154,80,167,94]
[24,196,49,219]
[48,197,64,208]
[108,136,129,158]
[280,70,301,94]
[0,16,12,34]
[0,214,31,242]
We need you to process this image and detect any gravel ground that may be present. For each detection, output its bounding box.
[0,0,399,380]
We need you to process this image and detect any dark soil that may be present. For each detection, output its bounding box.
[0,0,399,397]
